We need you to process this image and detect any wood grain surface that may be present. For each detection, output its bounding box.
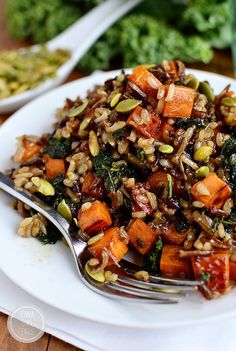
[0,0,234,350]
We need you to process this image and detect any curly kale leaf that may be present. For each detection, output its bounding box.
[174,117,213,129]
[143,237,163,274]
[44,138,71,159]
[36,222,61,245]
[221,137,236,185]
[93,150,133,192]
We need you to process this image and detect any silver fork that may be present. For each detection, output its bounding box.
[0,172,204,303]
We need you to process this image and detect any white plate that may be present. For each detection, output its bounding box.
[0,69,236,329]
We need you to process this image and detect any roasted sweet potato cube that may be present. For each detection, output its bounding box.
[192,252,230,293]
[127,106,161,138]
[160,245,193,278]
[127,219,157,255]
[162,223,192,246]
[88,227,128,266]
[163,85,195,118]
[191,172,232,209]
[77,200,112,234]
[128,65,162,97]
[82,171,105,198]
[44,154,66,180]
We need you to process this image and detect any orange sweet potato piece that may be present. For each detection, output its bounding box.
[128,65,162,97]
[191,172,232,209]
[127,106,161,138]
[89,227,128,266]
[163,85,195,118]
[192,252,230,293]
[21,139,42,162]
[127,219,157,255]
[146,170,168,191]
[155,120,175,142]
[230,261,236,282]
[162,223,192,246]
[44,154,66,180]
[146,170,184,197]
[78,200,112,234]
[82,171,105,198]
[160,245,193,278]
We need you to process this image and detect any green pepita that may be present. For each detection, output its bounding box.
[79,117,91,131]
[186,77,199,91]
[31,177,55,196]
[194,146,213,161]
[115,99,141,113]
[0,46,70,100]
[57,199,72,223]
[198,81,215,103]
[158,144,174,154]
[110,93,121,108]
[195,166,210,178]
[167,174,173,198]
[68,99,88,117]
[85,262,105,283]
[221,97,236,107]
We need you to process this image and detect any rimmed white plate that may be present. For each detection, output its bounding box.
[0,69,236,329]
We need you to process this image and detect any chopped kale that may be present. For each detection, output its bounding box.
[113,128,127,140]
[44,137,71,158]
[143,236,163,274]
[221,136,236,185]
[36,222,61,245]
[200,272,210,282]
[175,218,190,233]
[174,117,213,129]
[93,150,134,192]
[222,211,236,226]
[136,149,146,162]
[51,173,65,208]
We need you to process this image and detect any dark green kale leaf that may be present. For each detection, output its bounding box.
[44,138,71,158]
[174,117,213,129]
[175,217,190,233]
[36,222,61,245]
[113,128,127,140]
[200,272,210,282]
[51,173,66,208]
[93,150,134,192]
[143,236,163,274]
[221,137,236,185]
[222,211,236,226]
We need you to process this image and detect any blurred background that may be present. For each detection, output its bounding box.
[0,0,233,74]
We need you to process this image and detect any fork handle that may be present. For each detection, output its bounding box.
[0,172,87,274]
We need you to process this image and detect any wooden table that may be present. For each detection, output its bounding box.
[0,0,234,350]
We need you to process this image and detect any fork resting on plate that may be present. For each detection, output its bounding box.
[0,171,204,304]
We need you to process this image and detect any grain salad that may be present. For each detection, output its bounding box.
[7,60,236,299]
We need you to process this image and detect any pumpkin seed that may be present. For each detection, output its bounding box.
[68,99,88,117]
[198,81,214,103]
[110,93,121,107]
[0,46,70,100]
[221,96,236,107]
[85,262,105,283]
[79,117,91,131]
[57,199,72,223]
[115,99,141,113]
[31,177,55,196]
[186,77,199,91]
[158,144,174,154]
[224,114,236,127]
[195,166,210,178]
[89,130,100,156]
[194,146,213,161]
